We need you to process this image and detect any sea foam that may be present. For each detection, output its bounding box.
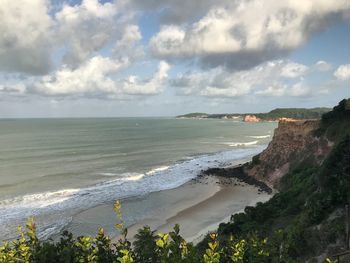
[227,141,259,147]
[247,135,271,139]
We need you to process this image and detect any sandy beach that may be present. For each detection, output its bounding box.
[64,157,273,245]
[106,172,272,244]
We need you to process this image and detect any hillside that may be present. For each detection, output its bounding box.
[198,99,350,261]
[177,107,331,121]
[255,107,330,120]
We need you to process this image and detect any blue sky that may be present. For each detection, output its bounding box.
[0,0,350,117]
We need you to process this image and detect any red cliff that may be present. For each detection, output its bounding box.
[246,119,334,187]
[243,115,261,122]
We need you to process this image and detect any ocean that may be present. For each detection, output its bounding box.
[0,118,276,241]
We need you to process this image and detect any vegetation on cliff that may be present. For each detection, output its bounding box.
[316,99,350,140]
[204,99,350,261]
[255,107,330,121]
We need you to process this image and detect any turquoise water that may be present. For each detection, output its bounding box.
[0,118,276,240]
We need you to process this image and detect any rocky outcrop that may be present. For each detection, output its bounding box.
[246,119,334,187]
[243,115,261,122]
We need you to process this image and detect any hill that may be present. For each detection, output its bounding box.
[197,99,350,261]
[177,107,331,121]
[255,107,331,120]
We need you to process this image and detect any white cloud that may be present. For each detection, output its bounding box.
[121,61,170,95]
[334,64,350,80]
[288,82,311,97]
[280,62,309,78]
[34,57,169,97]
[55,0,133,68]
[113,24,144,61]
[114,25,142,51]
[0,0,53,74]
[0,0,136,74]
[35,56,128,95]
[150,0,350,69]
[200,86,249,98]
[254,81,311,97]
[255,84,286,97]
[171,60,311,98]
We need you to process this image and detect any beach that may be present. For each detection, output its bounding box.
[0,148,273,242]
[121,175,272,244]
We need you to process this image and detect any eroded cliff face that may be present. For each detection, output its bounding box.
[246,119,334,188]
[243,115,261,122]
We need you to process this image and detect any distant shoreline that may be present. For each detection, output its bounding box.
[176,107,330,122]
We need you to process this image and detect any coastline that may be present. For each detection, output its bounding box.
[109,161,273,244]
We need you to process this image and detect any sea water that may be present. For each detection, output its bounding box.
[0,118,276,240]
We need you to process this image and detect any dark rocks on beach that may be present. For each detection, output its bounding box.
[202,165,273,194]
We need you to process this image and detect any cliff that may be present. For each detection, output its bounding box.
[214,99,350,261]
[246,119,333,187]
[243,115,261,122]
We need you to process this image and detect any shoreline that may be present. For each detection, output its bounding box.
[110,162,273,244]
[201,164,272,194]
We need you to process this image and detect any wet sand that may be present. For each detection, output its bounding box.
[67,157,272,244]
[112,175,272,244]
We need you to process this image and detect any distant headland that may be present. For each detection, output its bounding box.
[176,107,331,122]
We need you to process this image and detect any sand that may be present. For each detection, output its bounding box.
[66,157,272,244]
[111,175,272,244]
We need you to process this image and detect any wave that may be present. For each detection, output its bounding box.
[226,141,259,147]
[146,166,170,176]
[99,172,119,177]
[247,135,271,139]
[0,146,266,240]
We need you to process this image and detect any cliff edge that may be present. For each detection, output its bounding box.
[214,99,350,261]
[246,119,333,187]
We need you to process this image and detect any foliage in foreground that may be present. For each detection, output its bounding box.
[0,210,337,263]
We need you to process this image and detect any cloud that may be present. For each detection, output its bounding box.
[171,60,311,98]
[113,24,144,61]
[0,83,27,95]
[150,0,350,70]
[280,62,309,78]
[334,64,350,80]
[130,0,229,24]
[114,25,142,52]
[33,56,169,97]
[288,82,311,97]
[0,0,137,75]
[255,81,311,97]
[0,0,347,110]
[255,84,286,97]
[35,56,129,96]
[121,61,170,95]
[0,0,53,74]
[55,0,134,68]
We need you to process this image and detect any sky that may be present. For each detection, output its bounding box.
[0,0,350,117]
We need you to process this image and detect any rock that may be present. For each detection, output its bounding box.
[243,115,261,122]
